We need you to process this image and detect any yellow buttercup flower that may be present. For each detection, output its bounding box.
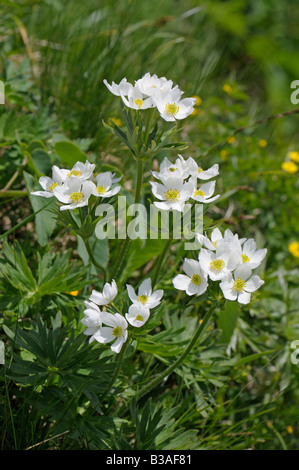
[192,95,202,106]
[281,161,298,174]
[223,83,233,94]
[259,139,268,148]
[67,290,79,296]
[286,425,293,434]
[191,108,199,116]
[289,241,299,258]
[109,117,122,127]
[289,151,299,163]
[220,149,228,161]
[227,136,236,144]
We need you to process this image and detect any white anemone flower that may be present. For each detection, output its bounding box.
[151,155,195,181]
[220,265,264,304]
[91,172,121,198]
[125,304,150,328]
[121,85,154,110]
[237,238,267,269]
[53,176,95,211]
[173,258,208,296]
[154,87,196,121]
[197,227,245,252]
[103,78,133,97]
[81,301,103,343]
[66,161,95,181]
[150,173,196,212]
[134,73,174,99]
[188,158,219,180]
[126,278,163,309]
[89,280,118,306]
[190,180,220,204]
[31,165,69,198]
[93,312,128,353]
[198,246,239,281]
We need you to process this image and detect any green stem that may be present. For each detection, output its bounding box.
[151,237,173,288]
[135,304,217,402]
[110,159,144,281]
[100,342,127,401]
[83,237,107,283]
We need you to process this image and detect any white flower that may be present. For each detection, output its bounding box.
[173,258,208,296]
[81,301,103,343]
[198,246,239,281]
[31,165,69,198]
[103,78,133,97]
[121,84,154,110]
[134,73,174,99]
[151,155,195,181]
[66,161,95,181]
[89,280,118,306]
[190,180,220,204]
[237,238,267,269]
[150,173,196,212]
[125,303,150,328]
[126,278,163,309]
[154,87,196,121]
[92,312,128,353]
[53,176,95,211]
[91,172,121,198]
[220,265,264,305]
[197,227,245,252]
[188,158,219,180]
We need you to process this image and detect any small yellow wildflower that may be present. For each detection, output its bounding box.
[289,151,299,163]
[227,136,236,144]
[191,108,199,116]
[286,425,293,434]
[192,95,202,106]
[110,117,122,127]
[223,83,233,94]
[220,149,228,161]
[289,241,299,258]
[259,139,268,148]
[281,161,298,174]
[67,290,79,296]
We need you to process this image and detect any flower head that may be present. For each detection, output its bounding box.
[81,301,103,343]
[92,312,128,353]
[126,278,163,309]
[89,280,118,306]
[91,172,121,198]
[125,303,150,328]
[150,173,196,212]
[173,258,208,296]
[220,265,264,304]
[154,87,196,121]
[53,176,95,211]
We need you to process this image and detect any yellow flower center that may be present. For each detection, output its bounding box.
[96,185,106,195]
[68,170,82,177]
[191,273,202,286]
[169,167,177,172]
[212,241,217,248]
[138,295,148,305]
[112,326,123,338]
[242,254,250,263]
[198,167,203,174]
[48,182,59,192]
[69,191,84,203]
[165,102,179,116]
[136,314,144,322]
[233,278,246,292]
[193,189,205,197]
[210,259,225,272]
[134,98,144,108]
[164,188,180,201]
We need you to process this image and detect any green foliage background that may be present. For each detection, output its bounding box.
[0,0,299,450]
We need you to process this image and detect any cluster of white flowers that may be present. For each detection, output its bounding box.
[81,278,163,353]
[103,73,197,122]
[150,154,219,212]
[173,227,267,304]
[31,161,121,210]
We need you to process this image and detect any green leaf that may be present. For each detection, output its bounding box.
[218,301,240,343]
[54,140,87,166]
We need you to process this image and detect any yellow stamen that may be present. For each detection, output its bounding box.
[242,254,250,263]
[112,326,123,338]
[165,102,179,116]
[96,185,106,195]
[193,189,205,197]
[210,259,225,272]
[164,188,180,201]
[169,167,177,172]
[134,98,144,108]
[136,314,143,322]
[191,273,201,286]
[198,167,203,174]
[138,295,148,305]
[69,191,83,203]
[68,170,82,177]
[48,182,59,192]
[233,278,246,292]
